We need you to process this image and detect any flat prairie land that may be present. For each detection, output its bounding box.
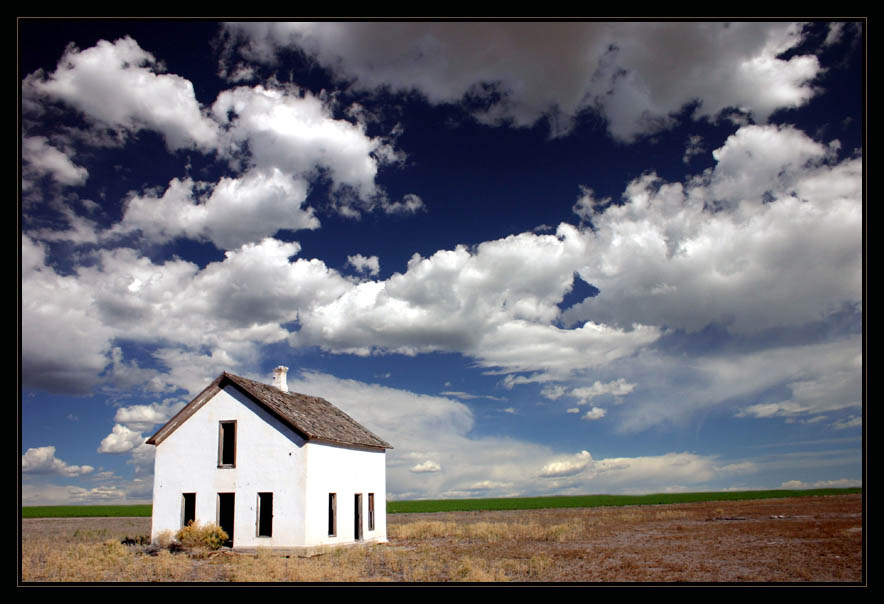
[20,494,862,583]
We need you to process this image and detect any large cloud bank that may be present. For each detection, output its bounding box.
[223,22,822,139]
[23,122,860,424]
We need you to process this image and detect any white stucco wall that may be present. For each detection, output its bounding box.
[303,441,387,546]
[151,385,308,548]
[150,383,387,548]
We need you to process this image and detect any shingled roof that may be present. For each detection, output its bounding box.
[146,371,392,450]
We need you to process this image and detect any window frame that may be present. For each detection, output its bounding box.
[368,493,375,531]
[217,420,237,468]
[181,492,196,528]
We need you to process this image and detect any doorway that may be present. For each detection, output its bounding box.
[218,492,235,547]
[354,493,363,541]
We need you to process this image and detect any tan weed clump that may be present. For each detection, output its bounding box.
[175,521,228,550]
[153,529,176,548]
[611,510,644,523]
[463,521,509,541]
[454,556,510,582]
[519,521,583,542]
[469,521,581,542]
[389,520,456,539]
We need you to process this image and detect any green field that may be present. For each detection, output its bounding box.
[386,488,861,513]
[21,488,859,518]
[21,505,153,518]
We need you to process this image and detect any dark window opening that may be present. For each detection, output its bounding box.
[368,493,375,531]
[217,492,235,547]
[257,492,273,537]
[354,493,363,541]
[182,493,196,527]
[328,493,337,537]
[218,421,236,467]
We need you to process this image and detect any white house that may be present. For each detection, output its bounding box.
[146,366,392,549]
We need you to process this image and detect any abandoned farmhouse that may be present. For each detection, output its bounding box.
[147,366,392,549]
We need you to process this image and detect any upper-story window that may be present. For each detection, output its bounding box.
[218,420,237,467]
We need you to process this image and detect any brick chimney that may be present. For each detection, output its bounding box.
[271,365,289,393]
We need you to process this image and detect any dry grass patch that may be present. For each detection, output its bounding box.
[23,539,134,582]
[388,520,455,539]
[228,545,401,582]
[454,556,510,582]
[389,519,585,543]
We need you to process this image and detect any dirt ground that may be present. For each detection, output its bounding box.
[388,494,863,582]
[20,494,863,583]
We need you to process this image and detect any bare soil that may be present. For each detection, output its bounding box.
[389,494,863,582]
[20,494,863,583]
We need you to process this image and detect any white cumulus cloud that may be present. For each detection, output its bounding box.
[116,169,319,250]
[113,401,186,433]
[411,460,441,473]
[98,424,146,454]
[22,136,88,187]
[294,225,661,380]
[22,446,94,477]
[540,450,593,477]
[347,254,380,277]
[562,126,861,335]
[26,36,218,151]
[571,378,636,404]
[212,83,406,217]
[21,235,115,394]
[582,407,607,421]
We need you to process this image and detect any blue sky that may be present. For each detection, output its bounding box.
[20,21,863,505]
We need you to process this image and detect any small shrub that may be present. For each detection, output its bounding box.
[153,529,176,549]
[175,521,228,550]
[121,535,151,546]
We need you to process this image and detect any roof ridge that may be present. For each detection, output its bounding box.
[222,371,393,450]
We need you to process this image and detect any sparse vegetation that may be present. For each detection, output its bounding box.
[21,495,862,582]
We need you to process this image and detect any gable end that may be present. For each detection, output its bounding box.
[146,371,392,450]
[145,374,224,446]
